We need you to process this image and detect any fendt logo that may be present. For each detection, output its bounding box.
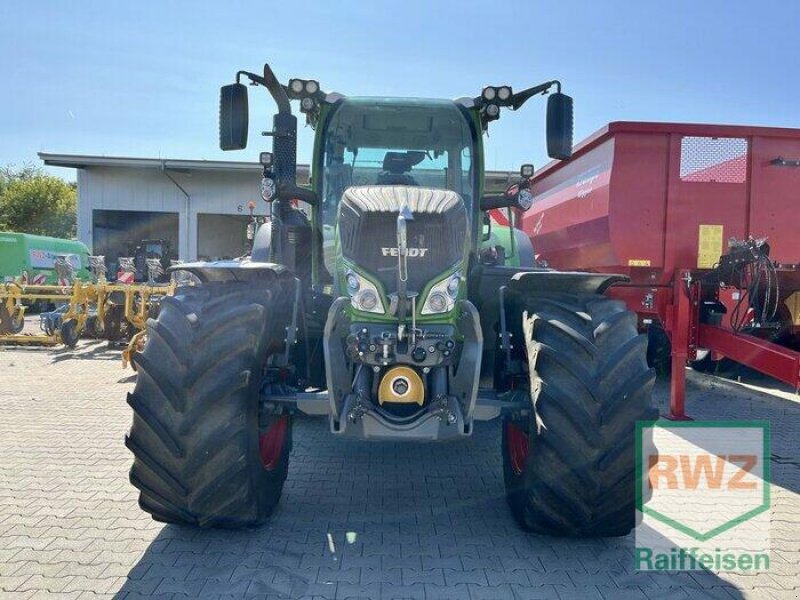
[381,247,429,257]
[635,421,771,572]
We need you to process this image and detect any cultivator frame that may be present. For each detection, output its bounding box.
[0,281,92,345]
[0,256,173,364]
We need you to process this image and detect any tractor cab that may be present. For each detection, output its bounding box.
[318,97,477,215]
[315,96,478,305]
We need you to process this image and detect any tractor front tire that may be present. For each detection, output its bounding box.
[503,293,657,537]
[126,279,294,528]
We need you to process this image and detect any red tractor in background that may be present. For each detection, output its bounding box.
[521,121,800,418]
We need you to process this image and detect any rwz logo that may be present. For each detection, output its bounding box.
[381,247,429,257]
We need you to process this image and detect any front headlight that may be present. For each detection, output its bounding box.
[261,176,275,201]
[421,272,461,315]
[517,188,534,211]
[345,271,360,294]
[346,271,385,314]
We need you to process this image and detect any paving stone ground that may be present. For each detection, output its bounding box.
[0,330,798,599]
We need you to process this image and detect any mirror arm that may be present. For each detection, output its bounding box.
[278,184,319,206]
[236,65,292,115]
[480,176,532,212]
[480,195,511,211]
[511,80,561,111]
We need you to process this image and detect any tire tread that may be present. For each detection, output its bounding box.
[504,293,657,537]
[126,278,294,528]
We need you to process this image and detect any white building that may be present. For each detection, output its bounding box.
[39,153,311,268]
[40,152,515,268]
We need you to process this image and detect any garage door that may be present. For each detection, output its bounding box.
[92,209,179,273]
[197,213,250,261]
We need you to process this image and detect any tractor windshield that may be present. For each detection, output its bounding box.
[319,97,478,230]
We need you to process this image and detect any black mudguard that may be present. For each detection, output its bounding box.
[471,265,627,303]
[168,259,290,283]
[506,270,627,295]
[468,265,629,386]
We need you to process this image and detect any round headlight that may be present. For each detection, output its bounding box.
[260,177,276,201]
[427,291,448,313]
[517,189,534,211]
[358,289,378,311]
[301,97,315,111]
[290,79,304,94]
[305,80,319,94]
[346,272,360,293]
[446,275,460,298]
[497,86,512,101]
[482,87,496,101]
[485,103,500,118]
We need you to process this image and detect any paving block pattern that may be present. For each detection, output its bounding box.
[0,338,798,599]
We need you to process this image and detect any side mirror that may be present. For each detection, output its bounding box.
[219,83,249,151]
[546,92,573,160]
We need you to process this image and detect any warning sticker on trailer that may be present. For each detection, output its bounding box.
[697,224,724,269]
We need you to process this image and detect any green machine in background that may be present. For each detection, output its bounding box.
[0,231,90,284]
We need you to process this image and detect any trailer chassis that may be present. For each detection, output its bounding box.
[609,269,800,419]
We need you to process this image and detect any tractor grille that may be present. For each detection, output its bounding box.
[339,186,468,294]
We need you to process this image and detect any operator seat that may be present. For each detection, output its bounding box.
[376,152,421,186]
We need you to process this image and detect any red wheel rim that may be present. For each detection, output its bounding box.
[506,421,529,476]
[259,415,288,470]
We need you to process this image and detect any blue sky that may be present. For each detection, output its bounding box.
[1,1,797,180]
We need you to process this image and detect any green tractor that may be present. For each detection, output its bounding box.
[126,63,656,535]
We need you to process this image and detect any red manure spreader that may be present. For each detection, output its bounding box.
[523,122,800,418]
